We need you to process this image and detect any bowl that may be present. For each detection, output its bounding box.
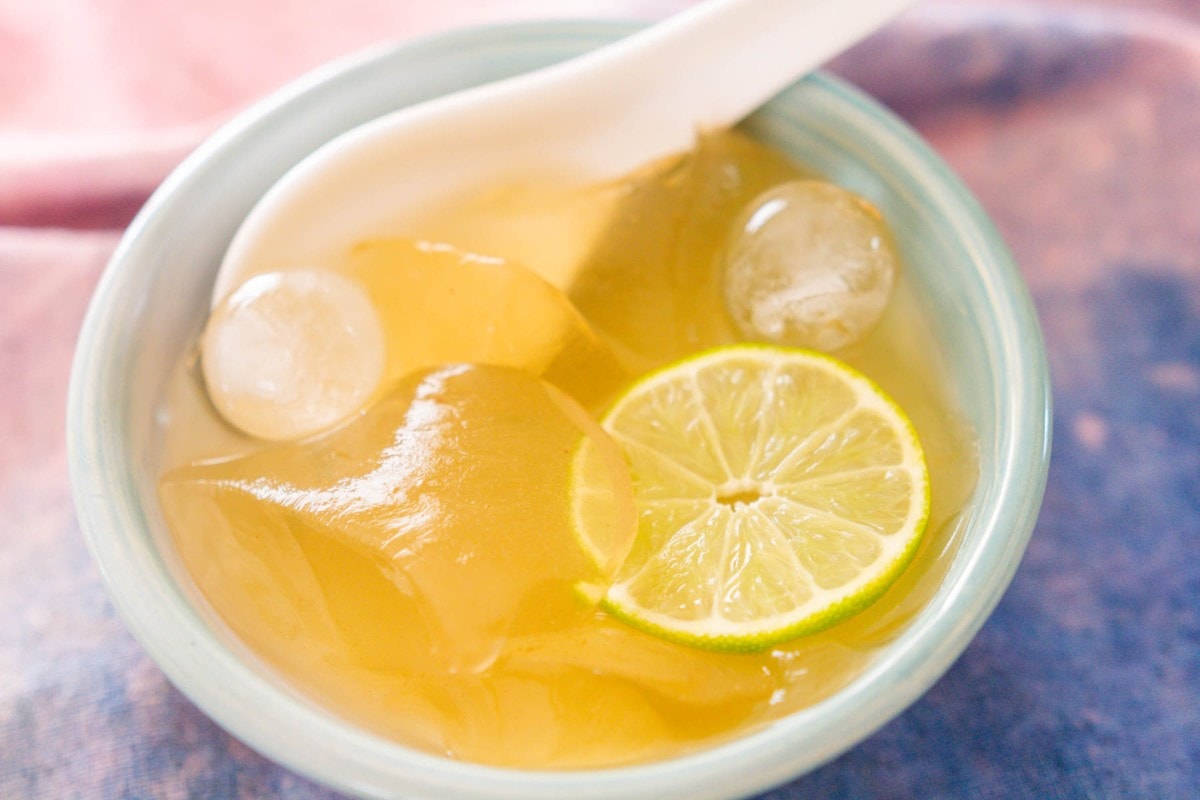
[67,20,1051,800]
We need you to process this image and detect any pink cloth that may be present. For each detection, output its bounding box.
[0,0,698,229]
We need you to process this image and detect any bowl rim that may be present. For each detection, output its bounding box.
[67,19,1052,800]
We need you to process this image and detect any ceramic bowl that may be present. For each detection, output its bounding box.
[68,21,1051,800]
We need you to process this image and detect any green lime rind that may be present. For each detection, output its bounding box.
[600,490,929,653]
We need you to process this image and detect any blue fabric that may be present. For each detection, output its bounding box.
[768,272,1200,800]
[763,12,1200,796]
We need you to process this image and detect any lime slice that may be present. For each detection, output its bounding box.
[578,344,930,652]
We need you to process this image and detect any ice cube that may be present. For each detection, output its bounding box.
[202,269,386,441]
[722,180,897,352]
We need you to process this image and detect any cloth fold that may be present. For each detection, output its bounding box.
[0,0,695,231]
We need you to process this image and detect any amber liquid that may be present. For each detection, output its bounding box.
[158,131,979,768]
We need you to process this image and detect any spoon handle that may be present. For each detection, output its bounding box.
[520,0,919,174]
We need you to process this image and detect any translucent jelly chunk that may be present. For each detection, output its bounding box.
[160,364,635,673]
[341,238,626,410]
[201,269,385,441]
[566,130,808,373]
[722,180,897,352]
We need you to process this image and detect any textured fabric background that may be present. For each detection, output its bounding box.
[2,1,1198,798]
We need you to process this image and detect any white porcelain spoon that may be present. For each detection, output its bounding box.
[213,0,916,304]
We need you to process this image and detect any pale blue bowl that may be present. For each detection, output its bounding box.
[67,21,1051,800]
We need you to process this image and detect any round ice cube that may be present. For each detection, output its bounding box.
[202,269,385,441]
[722,180,897,352]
